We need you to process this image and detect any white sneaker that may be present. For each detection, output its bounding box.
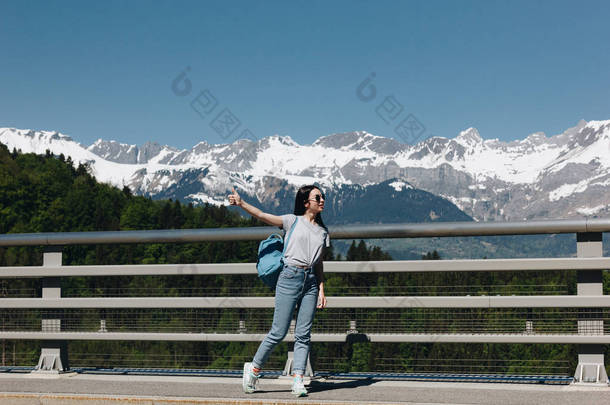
[291,375,308,397]
[242,362,259,393]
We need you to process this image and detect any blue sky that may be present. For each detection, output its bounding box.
[2,0,609,149]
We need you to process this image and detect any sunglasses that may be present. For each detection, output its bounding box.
[308,193,326,203]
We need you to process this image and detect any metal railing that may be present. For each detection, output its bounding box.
[0,218,608,383]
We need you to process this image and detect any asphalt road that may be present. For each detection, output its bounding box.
[0,373,609,404]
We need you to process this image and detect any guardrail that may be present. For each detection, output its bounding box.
[0,218,608,383]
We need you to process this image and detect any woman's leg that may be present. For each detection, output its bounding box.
[292,271,319,375]
[252,266,303,369]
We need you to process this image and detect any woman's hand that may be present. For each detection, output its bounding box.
[317,289,327,309]
[227,187,283,226]
[228,187,242,207]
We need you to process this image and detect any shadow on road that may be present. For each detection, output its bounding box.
[307,378,377,393]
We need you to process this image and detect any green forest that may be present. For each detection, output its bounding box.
[0,143,602,376]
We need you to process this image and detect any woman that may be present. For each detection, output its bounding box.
[228,184,329,397]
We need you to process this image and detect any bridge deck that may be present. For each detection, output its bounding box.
[0,372,608,404]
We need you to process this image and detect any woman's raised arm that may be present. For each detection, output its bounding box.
[228,187,283,227]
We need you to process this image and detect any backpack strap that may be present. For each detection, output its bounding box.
[282,216,299,256]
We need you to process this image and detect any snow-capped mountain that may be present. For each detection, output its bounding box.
[87,139,178,164]
[1,119,609,221]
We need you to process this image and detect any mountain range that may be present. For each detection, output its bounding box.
[1,119,609,223]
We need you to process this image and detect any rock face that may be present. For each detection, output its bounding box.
[88,140,176,164]
[1,118,610,222]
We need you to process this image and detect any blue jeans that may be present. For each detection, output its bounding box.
[252,264,319,375]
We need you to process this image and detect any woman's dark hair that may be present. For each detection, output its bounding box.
[294,184,328,230]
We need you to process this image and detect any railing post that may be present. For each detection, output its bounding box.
[32,246,69,373]
[282,351,314,378]
[573,232,608,384]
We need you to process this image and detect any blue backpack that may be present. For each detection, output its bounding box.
[256,218,298,289]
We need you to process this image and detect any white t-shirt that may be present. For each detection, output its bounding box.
[281,214,330,269]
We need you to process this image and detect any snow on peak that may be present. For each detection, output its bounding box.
[585,119,610,132]
[0,127,74,143]
[455,127,482,145]
[88,138,134,149]
[90,138,105,147]
[312,131,405,155]
[265,134,298,147]
[0,127,76,150]
[313,131,372,148]
[87,138,141,164]
[192,140,211,149]
[523,131,548,146]
[353,130,378,140]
